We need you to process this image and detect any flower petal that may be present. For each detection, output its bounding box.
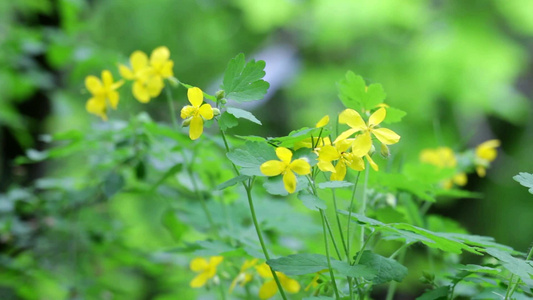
[346,154,365,171]
[279,274,301,293]
[133,81,150,103]
[372,128,400,145]
[101,70,114,88]
[180,105,196,119]
[275,147,293,164]
[255,263,274,279]
[339,109,366,131]
[352,132,372,157]
[209,256,224,267]
[476,139,500,161]
[86,97,106,120]
[146,76,164,97]
[150,46,170,66]
[160,61,174,78]
[335,138,353,153]
[476,166,486,177]
[108,91,119,109]
[317,161,336,173]
[365,155,379,171]
[260,160,285,176]
[283,171,297,194]
[188,87,203,107]
[453,172,467,186]
[119,65,134,80]
[290,159,311,175]
[330,160,347,181]
[334,128,358,144]
[190,258,208,272]
[130,51,148,72]
[199,104,214,120]
[259,280,278,299]
[190,272,210,288]
[368,107,386,127]
[85,76,103,95]
[189,116,204,140]
[315,115,329,128]
[318,145,340,162]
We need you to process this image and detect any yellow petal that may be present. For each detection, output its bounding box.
[101,70,114,88]
[86,97,106,120]
[368,107,386,127]
[372,128,400,145]
[283,171,297,193]
[119,65,134,80]
[188,87,203,107]
[146,76,164,97]
[199,104,214,120]
[275,147,293,164]
[259,280,278,299]
[130,51,148,72]
[241,259,259,271]
[190,258,208,272]
[160,61,174,78]
[133,81,151,103]
[476,166,486,177]
[108,91,119,109]
[150,46,170,66]
[189,116,204,140]
[260,160,286,176]
[290,159,311,175]
[365,155,379,171]
[453,172,467,186]
[190,272,210,288]
[255,263,273,278]
[352,132,372,157]
[476,139,500,161]
[330,160,347,181]
[335,138,353,153]
[318,161,336,173]
[315,115,330,128]
[334,128,358,144]
[209,256,224,267]
[319,145,340,161]
[346,154,365,171]
[279,274,300,293]
[85,76,103,95]
[181,105,196,119]
[339,109,366,131]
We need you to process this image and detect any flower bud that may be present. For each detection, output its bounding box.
[212,108,221,116]
[215,90,225,101]
[182,117,192,127]
[380,143,390,158]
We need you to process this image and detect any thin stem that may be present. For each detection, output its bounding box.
[165,86,179,130]
[320,209,340,300]
[324,210,343,261]
[359,163,370,249]
[506,244,533,299]
[346,172,361,263]
[385,248,406,300]
[331,189,348,259]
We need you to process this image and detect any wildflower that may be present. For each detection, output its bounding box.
[85,70,123,120]
[189,256,223,288]
[420,147,467,189]
[229,259,258,293]
[119,50,164,103]
[260,147,311,193]
[336,107,400,157]
[149,46,174,79]
[180,87,214,140]
[255,263,300,299]
[317,138,364,181]
[475,139,500,177]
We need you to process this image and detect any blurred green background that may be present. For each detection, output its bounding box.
[1,0,533,299]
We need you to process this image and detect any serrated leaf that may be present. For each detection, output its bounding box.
[455,264,500,275]
[337,71,386,111]
[415,286,449,300]
[267,253,375,279]
[218,112,238,130]
[298,191,327,211]
[226,142,277,176]
[318,181,354,189]
[217,175,250,190]
[357,250,408,284]
[222,53,269,102]
[383,107,407,124]
[486,248,533,286]
[226,107,262,125]
[513,172,533,194]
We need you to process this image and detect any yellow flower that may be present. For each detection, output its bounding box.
[84,70,123,120]
[260,147,311,193]
[317,138,364,181]
[180,87,214,140]
[119,50,164,103]
[149,46,174,79]
[255,263,300,299]
[189,256,223,288]
[475,139,500,177]
[420,147,467,189]
[336,107,400,157]
[229,259,258,293]
[315,115,330,128]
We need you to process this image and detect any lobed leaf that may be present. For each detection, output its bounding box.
[222,53,269,102]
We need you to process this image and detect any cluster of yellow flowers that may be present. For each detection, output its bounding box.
[261,106,401,193]
[84,46,174,120]
[419,139,500,189]
[190,257,300,299]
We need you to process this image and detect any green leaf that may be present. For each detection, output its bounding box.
[269,127,328,148]
[513,172,533,194]
[267,253,375,279]
[150,164,183,191]
[226,142,277,176]
[235,135,267,142]
[226,107,262,125]
[217,175,250,190]
[383,107,407,124]
[455,264,500,275]
[222,53,269,102]
[161,210,187,241]
[357,251,408,284]
[298,191,327,211]
[415,286,449,300]
[318,181,354,189]
[303,297,335,300]
[218,112,238,131]
[485,248,533,286]
[337,71,386,111]
[103,172,125,198]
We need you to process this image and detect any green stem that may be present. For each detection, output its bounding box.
[331,189,349,259]
[346,172,361,263]
[324,210,343,261]
[320,209,341,300]
[218,280,227,300]
[359,163,370,249]
[165,86,179,130]
[385,248,406,300]
[506,244,533,299]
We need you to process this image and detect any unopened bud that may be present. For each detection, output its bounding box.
[213,108,221,116]
[215,90,225,101]
[380,143,390,158]
[182,117,192,127]
[213,275,220,285]
[369,144,376,156]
